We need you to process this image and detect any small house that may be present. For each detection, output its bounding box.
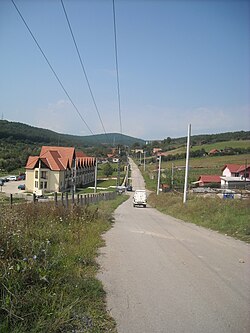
[196,175,221,187]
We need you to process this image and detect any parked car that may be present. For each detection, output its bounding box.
[0,179,4,186]
[2,178,9,182]
[116,186,126,194]
[126,185,133,191]
[7,176,17,181]
[17,174,26,181]
[18,184,25,190]
[133,189,147,208]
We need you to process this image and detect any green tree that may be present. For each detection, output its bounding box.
[103,163,113,177]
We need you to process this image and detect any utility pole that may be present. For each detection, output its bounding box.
[183,124,191,204]
[244,159,247,190]
[94,158,98,194]
[143,151,146,171]
[157,155,162,195]
[139,151,142,165]
[74,156,77,193]
[117,146,121,186]
[171,163,174,189]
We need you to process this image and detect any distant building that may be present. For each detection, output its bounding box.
[221,164,250,189]
[193,164,250,189]
[25,146,95,193]
[208,149,221,155]
[135,149,144,154]
[196,175,221,187]
[153,148,162,155]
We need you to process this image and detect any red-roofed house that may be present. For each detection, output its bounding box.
[221,164,250,189]
[222,164,250,178]
[25,146,95,193]
[197,175,221,187]
[208,149,220,155]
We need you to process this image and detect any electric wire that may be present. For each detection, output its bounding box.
[61,0,111,143]
[11,0,94,135]
[112,0,123,137]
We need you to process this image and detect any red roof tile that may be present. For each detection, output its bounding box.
[26,156,39,169]
[198,175,221,183]
[25,146,94,171]
[222,164,242,173]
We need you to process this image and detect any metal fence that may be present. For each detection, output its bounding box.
[5,191,118,207]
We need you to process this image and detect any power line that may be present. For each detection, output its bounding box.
[11,0,94,135]
[61,0,110,143]
[112,0,123,136]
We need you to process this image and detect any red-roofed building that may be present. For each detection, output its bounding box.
[208,149,221,155]
[196,175,221,187]
[222,164,250,178]
[25,146,95,193]
[221,164,250,189]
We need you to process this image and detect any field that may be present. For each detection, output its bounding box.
[0,196,128,332]
[163,140,250,156]
[148,192,250,243]
[140,153,250,191]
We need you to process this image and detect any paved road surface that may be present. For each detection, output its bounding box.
[0,179,26,194]
[98,159,250,333]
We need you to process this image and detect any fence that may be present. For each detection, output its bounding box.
[6,191,117,207]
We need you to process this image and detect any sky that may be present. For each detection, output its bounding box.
[0,0,249,140]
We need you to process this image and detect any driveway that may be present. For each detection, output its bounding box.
[98,159,250,333]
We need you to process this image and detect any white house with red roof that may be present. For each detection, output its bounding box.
[221,164,250,189]
[25,146,95,193]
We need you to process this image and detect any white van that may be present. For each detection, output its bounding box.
[133,190,147,208]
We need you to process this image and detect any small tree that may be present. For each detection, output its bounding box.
[103,163,113,177]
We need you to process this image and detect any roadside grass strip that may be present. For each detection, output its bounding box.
[148,193,250,243]
[0,196,127,332]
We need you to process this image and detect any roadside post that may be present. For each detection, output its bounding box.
[94,157,98,194]
[157,155,162,195]
[183,124,191,204]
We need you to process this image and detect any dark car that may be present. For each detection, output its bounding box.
[18,184,25,190]
[126,185,133,191]
[17,174,26,181]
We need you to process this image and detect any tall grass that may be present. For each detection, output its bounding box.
[148,193,250,243]
[0,197,126,332]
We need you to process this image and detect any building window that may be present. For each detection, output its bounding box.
[35,181,38,188]
[44,182,47,189]
[40,182,43,189]
[35,171,38,179]
[41,171,47,179]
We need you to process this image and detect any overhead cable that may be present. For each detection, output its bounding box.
[61,0,111,143]
[11,0,94,135]
[112,0,123,136]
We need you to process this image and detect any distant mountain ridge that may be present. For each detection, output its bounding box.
[0,120,145,147]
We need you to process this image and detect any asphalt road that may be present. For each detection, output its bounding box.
[98,159,250,333]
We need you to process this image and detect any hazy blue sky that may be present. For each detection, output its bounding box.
[0,0,249,140]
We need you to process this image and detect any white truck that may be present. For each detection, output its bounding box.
[133,189,147,208]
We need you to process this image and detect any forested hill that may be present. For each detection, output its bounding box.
[0,120,144,172]
[0,120,145,147]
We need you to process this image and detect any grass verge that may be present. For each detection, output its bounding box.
[0,195,128,332]
[148,193,250,243]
